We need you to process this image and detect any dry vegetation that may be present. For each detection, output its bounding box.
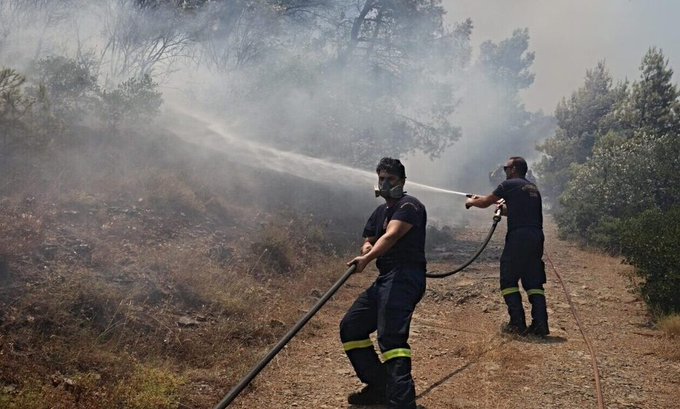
[658,315,680,337]
[0,130,355,408]
[657,315,680,361]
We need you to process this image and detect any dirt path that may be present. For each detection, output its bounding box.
[226,218,680,409]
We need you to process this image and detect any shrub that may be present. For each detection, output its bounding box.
[0,68,32,122]
[425,224,458,252]
[144,172,206,216]
[0,68,34,149]
[100,74,162,127]
[619,206,680,314]
[251,222,296,275]
[30,56,100,126]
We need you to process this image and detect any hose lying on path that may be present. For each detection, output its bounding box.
[545,253,605,409]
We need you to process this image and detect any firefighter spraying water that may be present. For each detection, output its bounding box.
[466,156,549,337]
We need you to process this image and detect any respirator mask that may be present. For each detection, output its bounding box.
[374,179,405,199]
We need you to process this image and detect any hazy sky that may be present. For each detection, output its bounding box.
[443,0,680,112]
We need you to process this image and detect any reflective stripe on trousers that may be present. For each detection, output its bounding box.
[339,265,424,409]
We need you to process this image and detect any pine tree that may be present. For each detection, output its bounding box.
[623,47,680,136]
[536,61,623,206]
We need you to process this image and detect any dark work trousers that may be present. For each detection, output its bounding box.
[340,264,426,409]
[500,227,548,328]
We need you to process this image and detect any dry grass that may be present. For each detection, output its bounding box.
[0,361,184,408]
[657,340,680,362]
[143,171,207,216]
[658,314,680,337]
[251,222,297,275]
[0,220,343,407]
[0,204,46,261]
[656,314,680,362]
[115,363,185,409]
[0,125,360,408]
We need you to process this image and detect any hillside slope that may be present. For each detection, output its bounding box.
[0,130,360,408]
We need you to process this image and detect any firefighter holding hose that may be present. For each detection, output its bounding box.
[340,157,427,409]
[466,156,549,337]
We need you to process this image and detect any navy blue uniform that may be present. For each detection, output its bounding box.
[340,195,426,409]
[493,178,548,331]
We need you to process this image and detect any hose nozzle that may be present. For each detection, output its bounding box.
[493,199,505,222]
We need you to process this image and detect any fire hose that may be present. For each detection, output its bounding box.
[426,205,503,278]
[214,205,503,408]
[214,263,357,409]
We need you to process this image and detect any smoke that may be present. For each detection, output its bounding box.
[0,0,553,227]
[442,0,680,112]
[404,27,554,206]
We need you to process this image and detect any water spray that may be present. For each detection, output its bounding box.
[164,106,475,201]
[407,183,472,198]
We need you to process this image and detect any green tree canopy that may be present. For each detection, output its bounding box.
[618,47,680,136]
[477,28,535,92]
[545,48,680,312]
[536,61,625,206]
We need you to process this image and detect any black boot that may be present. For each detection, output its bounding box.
[527,320,549,338]
[528,292,549,337]
[503,292,526,333]
[386,357,417,409]
[348,383,387,405]
[502,322,527,335]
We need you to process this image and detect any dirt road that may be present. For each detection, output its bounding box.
[227,218,680,409]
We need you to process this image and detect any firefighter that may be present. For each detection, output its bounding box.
[340,158,427,408]
[466,156,549,337]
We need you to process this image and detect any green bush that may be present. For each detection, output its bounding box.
[31,56,100,122]
[0,68,31,121]
[100,74,162,127]
[619,206,680,314]
[0,68,34,147]
[3,57,164,147]
[30,57,162,129]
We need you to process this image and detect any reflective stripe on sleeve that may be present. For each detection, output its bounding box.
[382,348,412,361]
[343,339,373,352]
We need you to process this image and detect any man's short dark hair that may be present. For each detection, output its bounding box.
[509,156,528,177]
[376,157,406,179]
